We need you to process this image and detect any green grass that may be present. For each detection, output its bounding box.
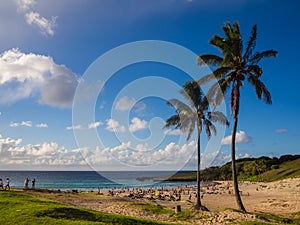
[253,212,300,225]
[257,158,300,182]
[237,222,276,225]
[234,211,300,225]
[0,191,171,225]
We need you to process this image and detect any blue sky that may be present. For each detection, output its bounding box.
[0,0,299,171]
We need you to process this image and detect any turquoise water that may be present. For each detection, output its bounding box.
[0,171,196,190]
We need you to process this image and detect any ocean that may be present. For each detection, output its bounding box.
[0,171,196,191]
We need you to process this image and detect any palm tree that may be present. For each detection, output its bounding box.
[197,22,277,212]
[164,81,229,210]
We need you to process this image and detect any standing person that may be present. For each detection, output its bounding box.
[32,178,36,189]
[0,179,3,189]
[5,178,10,190]
[24,177,29,189]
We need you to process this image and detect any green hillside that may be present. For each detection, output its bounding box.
[166,154,300,182]
[256,158,300,182]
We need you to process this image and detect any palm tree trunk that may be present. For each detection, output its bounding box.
[196,132,201,208]
[232,109,246,212]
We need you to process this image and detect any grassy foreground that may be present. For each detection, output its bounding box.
[0,191,170,225]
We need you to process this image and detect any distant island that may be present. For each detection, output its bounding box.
[137,154,300,182]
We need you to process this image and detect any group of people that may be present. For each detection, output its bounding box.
[24,177,36,189]
[0,178,10,190]
[0,177,36,190]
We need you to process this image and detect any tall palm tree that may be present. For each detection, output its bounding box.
[197,22,277,212]
[164,81,229,210]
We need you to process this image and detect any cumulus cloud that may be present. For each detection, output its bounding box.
[14,0,57,36]
[82,141,195,167]
[10,121,49,128]
[15,0,36,12]
[88,121,102,129]
[221,130,252,145]
[275,129,287,133]
[25,12,56,36]
[9,121,32,127]
[36,123,48,128]
[115,96,146,112]
[106,119,126,133]
[164,129,182,136]
[0,48,78,107]
[0,133,85,168]
[0,133,196,170]
[115,96,136,111]
[66,125,83,130]
[129,117,148,132]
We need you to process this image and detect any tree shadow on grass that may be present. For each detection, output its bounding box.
[36,207,98,221]
[36,207,166,225]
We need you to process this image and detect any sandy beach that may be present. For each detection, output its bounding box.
[22,177,300,224]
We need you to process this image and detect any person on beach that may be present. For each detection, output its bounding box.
[0,179,3,189]
[5,178,10,190]
[32,178,35,189]
[24,177,29,189]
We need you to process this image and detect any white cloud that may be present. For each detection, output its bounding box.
[82,141,195,167]
[243,153,251,158]
[134,101,147,113]
[106,119,126,133]
[9,121,32,127]
[129,117,148,132]
[135,143,149,151]
[275,129,287,133]
[0,48,78,107]
[10,121,49,128]
[115,96,136,111]
[14,0,57,36]
[221,130,252,145]
[25,12,56,36]
[164,129,182,136]
[36,123,48,128]
[0,133,85,168]
[66,125,82,130]
[88,121,102,129]
[15,0,36,12]
[114,96,146,112]
[0,133,199,170]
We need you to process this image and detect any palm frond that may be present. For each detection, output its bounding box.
[200,95,209,111]
[164,115,180,129]
[247,65,262,77]
[167,99,192,114]
[247,75,272,104]
[205,78,230,108]
[203,119,217,138]
[243,24,257,61]
[180,81,202,109]
[249,50,278,64]
[186,118,196,141]
[210,35,229,54]
[233,22,243,57]
[208,121,217,136]
[208,111,229,126]
[197,54,223,67]
[222,22,234,41]
[198,73,216,85]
